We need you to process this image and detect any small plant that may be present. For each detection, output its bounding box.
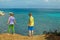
[43,30,60,36]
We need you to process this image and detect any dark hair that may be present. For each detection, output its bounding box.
[29,12,32,16]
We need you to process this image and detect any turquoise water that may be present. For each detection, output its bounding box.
[0,8,60,35]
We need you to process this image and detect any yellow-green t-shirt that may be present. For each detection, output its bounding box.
[28,16,34,26]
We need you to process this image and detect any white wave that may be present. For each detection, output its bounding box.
[0,11,5,16]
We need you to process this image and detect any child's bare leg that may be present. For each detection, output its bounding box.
[31,30,33,36]
[29,30,31,37]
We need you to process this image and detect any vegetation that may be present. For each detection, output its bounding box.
[43,30,60,36]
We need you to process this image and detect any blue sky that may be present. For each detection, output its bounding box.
[0,0,60,8]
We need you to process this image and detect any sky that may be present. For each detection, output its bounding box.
[0,0,60,8]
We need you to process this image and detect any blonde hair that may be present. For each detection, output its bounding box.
[9,12,14,16]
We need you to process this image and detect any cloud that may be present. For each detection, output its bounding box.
[44,0,49,2]
[0,0,60,8]
[0,0,12,2]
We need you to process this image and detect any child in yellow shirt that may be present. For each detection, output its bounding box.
[28,13,34,37]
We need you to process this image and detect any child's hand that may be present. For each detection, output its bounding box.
[7,23,9,24]
[7,22,10,24]
[14,20,16,24]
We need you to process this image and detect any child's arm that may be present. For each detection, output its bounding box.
[28,18,31,25]
[7,17,10,24]
[7,19,10,24]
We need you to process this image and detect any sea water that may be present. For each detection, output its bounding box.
[0,8,60,35]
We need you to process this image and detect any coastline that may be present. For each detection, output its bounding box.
[0,33,45,40]
[0,33,60,40]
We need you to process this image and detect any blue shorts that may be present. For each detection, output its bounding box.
[28,26,34,31]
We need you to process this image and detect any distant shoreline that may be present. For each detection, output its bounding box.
[0,8,60,9]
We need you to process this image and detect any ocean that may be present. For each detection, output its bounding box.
[0,8,60,35]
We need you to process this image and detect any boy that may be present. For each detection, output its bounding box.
[7,12,16,34]
[28,13,34,37]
